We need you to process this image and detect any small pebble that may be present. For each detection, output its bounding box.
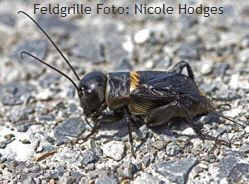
[102,141,125,161]
[54,118,86,138]
[152,141,166,151]
[229,74,239,89]
[117,161,134,179]
[0,141,7,149]
[22,139,31,144]
[39,114,55,121]
[166,143,181,156]
[239,143,249,153]
[134,29,150,44]
[81,148,98,166]
[201,62,213,75]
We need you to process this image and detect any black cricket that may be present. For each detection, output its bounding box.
[18,11,242,156]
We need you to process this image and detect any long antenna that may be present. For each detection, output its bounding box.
[21,51,79,91]
[18,11,80,81]
[208,108,245,128]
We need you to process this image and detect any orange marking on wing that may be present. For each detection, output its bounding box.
[130,71,140,91]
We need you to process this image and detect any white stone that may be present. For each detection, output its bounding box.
[0,126,37,161]
[229,74,239,89]
[201,62,213,75]
[102,141,125,161]
[219,177,229,184]
[245,126,249,133]
[134,29,150,44]
[123,38,134,53]
[182,127,195,135]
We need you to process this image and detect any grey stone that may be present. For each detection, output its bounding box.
[177,43,200,60]
[81,148,98,166]
[214,62,230,76]
[71,27,105,63]
[134,162,142,172]
[166,143,181,156]
[222,5,236,16]
[15,120,34,132]
[117,161,134,179]
[54,117,86,138]
[39,74,60,88]
[55,137,71,146]
[152,140,166,151]
[154,56,172,70]
[71,20,131,65]
[66,85,76,99]
[26,163,41,173]
[24,107,35,114]
[218,156,239,178]
[85,163,95,171]
[5,160,26,174]
[68,103,78,113]
[8,110,28,123]
[46,136,55,144]
[36,14,78,35]
[137,124,149,140]
[9,39,48,66]
[157,151,167,159]
[201,82,217,94]
[199,114,219,126]
[227,163,249,183]
[215,91,241,101]
[55,101,66,109]
[21,176,36,184]
[180,15,198,29]
[224,149,248,158]
[151,157,198,184]
[60,176,75,184]
[39,114,55,121]
[241,6,249,17]
[71,172,83,180]
[44,171,64,179]
[0,13,15,27]
[114,58,133,71]
[239,142,249,153]
[42,144,55,152]
[95,177,119,184]
[143,153,155,167]
[57,165,66,172]
[102,22,131,65]
[0,81,34,106]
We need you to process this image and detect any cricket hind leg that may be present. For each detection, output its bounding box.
[145,101,230,147]
[169,60,195,80]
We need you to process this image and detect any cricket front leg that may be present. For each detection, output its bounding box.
[83,111,124,141]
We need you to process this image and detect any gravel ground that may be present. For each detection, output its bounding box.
[1,0,249,183]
